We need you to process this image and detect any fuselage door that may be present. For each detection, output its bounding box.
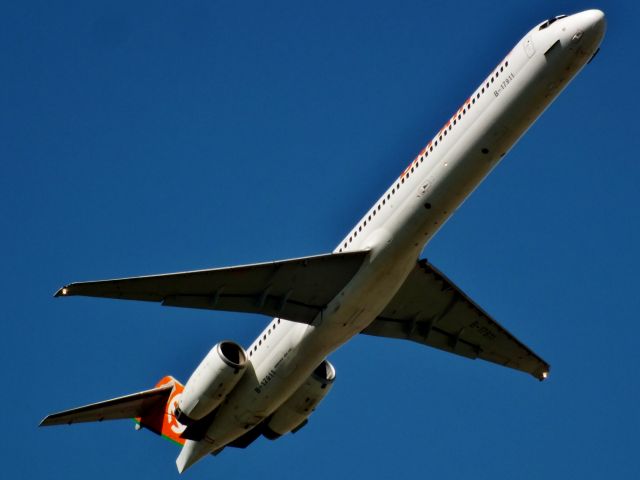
[524,36,535,58]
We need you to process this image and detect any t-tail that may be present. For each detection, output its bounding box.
[40,376,187,447]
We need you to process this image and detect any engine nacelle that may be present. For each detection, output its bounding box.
[176,341,247,425]
[264,359,336,438]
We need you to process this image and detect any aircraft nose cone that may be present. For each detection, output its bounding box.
[577,9,606,43]
[586,9,606,33]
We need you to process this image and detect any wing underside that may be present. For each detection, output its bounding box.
[362,259,549,380]
[56,251,369,324]
[55,251,547,378]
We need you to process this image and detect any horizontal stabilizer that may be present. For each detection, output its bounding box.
[362,259,550,380]
[40,382,174,427]
[55,251,368,324]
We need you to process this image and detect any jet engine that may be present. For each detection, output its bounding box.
[175,341,247,425]
[264,359,336,438]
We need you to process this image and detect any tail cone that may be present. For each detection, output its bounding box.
[176,440,213,474]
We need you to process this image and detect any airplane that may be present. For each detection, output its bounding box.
[40,10,606,474]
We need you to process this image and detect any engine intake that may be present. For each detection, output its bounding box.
[177,341,247,424]
[265,359,336,438]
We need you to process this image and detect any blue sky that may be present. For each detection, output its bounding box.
[3,1,639,478]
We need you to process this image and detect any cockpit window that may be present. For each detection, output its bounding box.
[539,15,566,30]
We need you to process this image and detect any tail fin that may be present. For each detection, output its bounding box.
[41,375,187,448]
[135,376,186,446]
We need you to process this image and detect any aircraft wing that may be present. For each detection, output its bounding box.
[361,259,550,380]
[55,252,368,324]
[40,383,174,426]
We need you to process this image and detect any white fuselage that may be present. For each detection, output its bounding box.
[178,10,605,470]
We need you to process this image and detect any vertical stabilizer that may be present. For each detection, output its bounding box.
[136,376,187,446]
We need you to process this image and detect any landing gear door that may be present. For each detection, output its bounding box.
[523,36,535,58]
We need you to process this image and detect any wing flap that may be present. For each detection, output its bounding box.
[40,383,174,426]
[362,259,550,380]
[56,251,368,323]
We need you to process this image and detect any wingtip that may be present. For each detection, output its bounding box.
[54,286,70,298]
[535,366,550,382]
[39,416,52,427]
